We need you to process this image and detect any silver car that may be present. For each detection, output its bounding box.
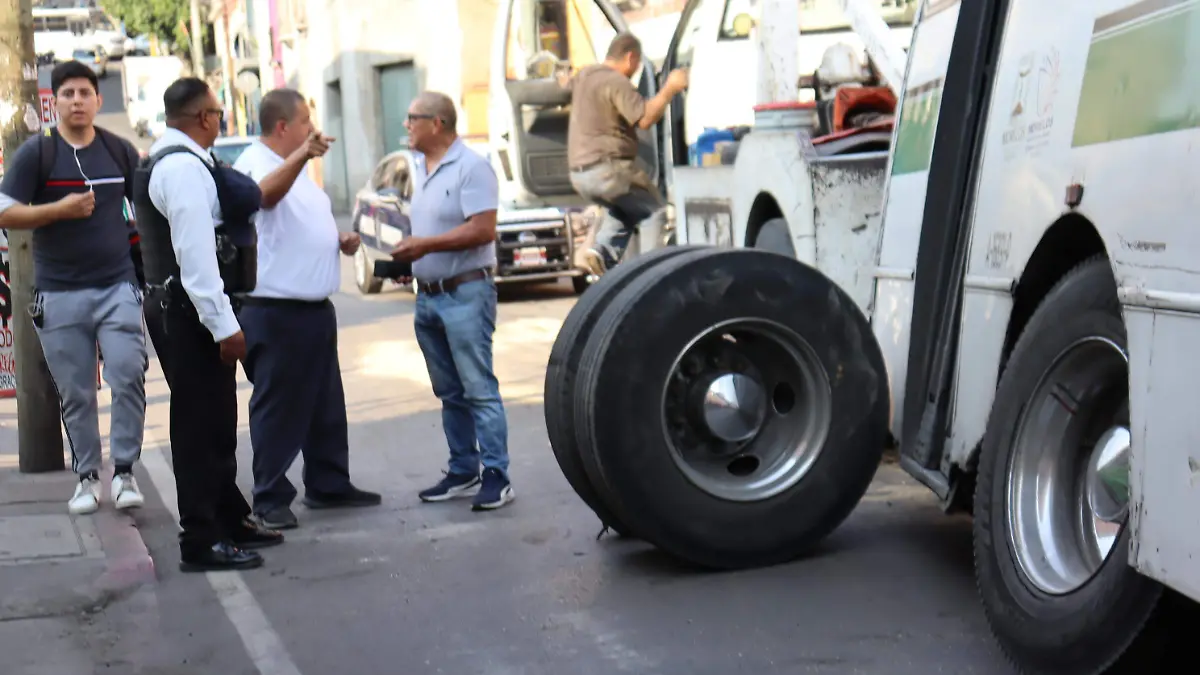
[72,47,108,78]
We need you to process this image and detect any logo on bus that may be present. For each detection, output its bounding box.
[1002,47,1060,159]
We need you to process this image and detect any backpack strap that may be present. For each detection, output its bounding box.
[146,144,211,171]
[35,127,57,203]
[94,126,135,203]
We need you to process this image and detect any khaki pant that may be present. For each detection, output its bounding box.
[569,158,668,267]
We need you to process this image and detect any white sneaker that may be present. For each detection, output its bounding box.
[68,476,101,515]
[112,473,145,510]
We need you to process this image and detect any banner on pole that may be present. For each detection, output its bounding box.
[1,230,14,398]
[40,88,57,126]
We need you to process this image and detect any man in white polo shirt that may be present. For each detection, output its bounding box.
[232,89,381,531]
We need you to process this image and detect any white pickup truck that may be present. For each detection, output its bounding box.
[487,0,914,256]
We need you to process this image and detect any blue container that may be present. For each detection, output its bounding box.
[689,127,736,166]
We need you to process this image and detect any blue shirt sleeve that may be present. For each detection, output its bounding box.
[0,137,43,204]
[459,157,499,220]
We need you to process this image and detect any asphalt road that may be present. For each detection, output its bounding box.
[28,61,1019,675]
[94,64,151,152]
[93,274,1014,675]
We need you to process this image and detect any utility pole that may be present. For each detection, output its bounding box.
[1,0,65,473]
[221,0,239,133]
[189,0,206,77]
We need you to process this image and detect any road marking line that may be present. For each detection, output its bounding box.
[141,442,303,675]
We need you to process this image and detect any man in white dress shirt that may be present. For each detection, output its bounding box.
[232,88,380,531]
[136,77,282,572]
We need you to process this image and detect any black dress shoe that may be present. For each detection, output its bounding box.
[302,485,382,509]
[231,518,285,550]
[179,542,264,573]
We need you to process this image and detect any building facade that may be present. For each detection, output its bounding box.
[238,0,656,211]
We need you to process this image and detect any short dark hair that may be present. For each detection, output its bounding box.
[414,91,457,132]
[606,33,642,60]
[50,60,99,95]
[163,77,212,121]
[259,88,306,134]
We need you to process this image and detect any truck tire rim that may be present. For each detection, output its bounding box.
[659,318,833,502]
[1006,336,1131,596]
[354,246,368,285]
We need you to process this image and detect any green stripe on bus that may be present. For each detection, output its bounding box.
[891,80,943,175]
[1073,0,1200,147]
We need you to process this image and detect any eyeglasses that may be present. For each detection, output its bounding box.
[406,113,435,123]
[183,107,224,120]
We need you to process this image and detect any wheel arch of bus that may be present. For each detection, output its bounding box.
[953,212,1110,485]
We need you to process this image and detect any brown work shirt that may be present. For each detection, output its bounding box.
[566,64,646,169]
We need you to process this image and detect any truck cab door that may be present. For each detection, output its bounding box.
[659,0,731,178]
[489,0,661,209]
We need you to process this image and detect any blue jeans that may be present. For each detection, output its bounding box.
[570,158,668,266]
[413,278,509,478]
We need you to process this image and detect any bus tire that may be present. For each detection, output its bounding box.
[544,245,707,537]
[973,257,1165,674]
[574,248,889,569]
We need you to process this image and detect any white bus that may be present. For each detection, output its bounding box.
[34,7,130,64]
[547,0,1200,671]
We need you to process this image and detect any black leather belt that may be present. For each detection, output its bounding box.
[238,296,331,309]
[417,268,491,296]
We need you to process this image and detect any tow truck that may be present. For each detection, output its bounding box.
[544,0,1200,672]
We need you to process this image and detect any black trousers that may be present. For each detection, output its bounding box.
[237,297,352,513]
[144,289,251,555]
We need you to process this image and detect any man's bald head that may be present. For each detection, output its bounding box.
[412,91,457,133]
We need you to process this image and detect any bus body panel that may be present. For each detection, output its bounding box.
[871,0,960,441]
[906,0,1200,601]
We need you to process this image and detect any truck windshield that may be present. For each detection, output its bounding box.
[719,0,919,40]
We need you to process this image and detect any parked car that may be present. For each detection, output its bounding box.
[72,46,108,78]
[351,150,589,295]
[147,111,166,139]
[211,135,258,166]
[128,34,151,56]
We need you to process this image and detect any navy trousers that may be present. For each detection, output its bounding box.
[238,297,353,513]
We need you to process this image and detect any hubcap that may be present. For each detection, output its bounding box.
[1006,337,1130,596]
[660,318,833,503]
[701,373,767,443]
[1086,425,1131,523]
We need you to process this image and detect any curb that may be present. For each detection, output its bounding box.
[92,465,157,592]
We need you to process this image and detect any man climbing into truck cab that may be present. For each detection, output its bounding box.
[562,32,688,276]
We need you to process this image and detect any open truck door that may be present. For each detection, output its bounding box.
[488,0,663,210]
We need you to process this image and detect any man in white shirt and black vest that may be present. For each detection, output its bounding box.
[231,88,380,531]
[133,77,283,573]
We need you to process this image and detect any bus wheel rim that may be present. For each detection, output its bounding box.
[1006,336,1131,596]
[658,317,833,503]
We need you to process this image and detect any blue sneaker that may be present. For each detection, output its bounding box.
[418,471,481,502]
[472,468,515,511]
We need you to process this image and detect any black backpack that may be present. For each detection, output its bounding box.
[35,126,145,285]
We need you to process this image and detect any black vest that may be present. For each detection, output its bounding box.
[131,145,262,294]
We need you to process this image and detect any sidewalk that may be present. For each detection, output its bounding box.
[0,400,156,673]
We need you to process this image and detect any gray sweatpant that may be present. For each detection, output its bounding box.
[32,281,147,477]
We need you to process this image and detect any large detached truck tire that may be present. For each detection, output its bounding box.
[545,246,705,537]
[973,257,1181,674]
[545,248,890,569]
